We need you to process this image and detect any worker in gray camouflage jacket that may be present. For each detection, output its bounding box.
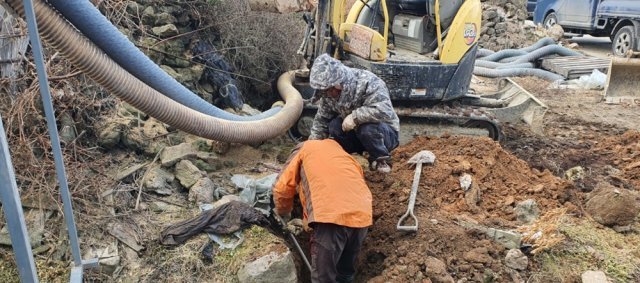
[308,53,400,173]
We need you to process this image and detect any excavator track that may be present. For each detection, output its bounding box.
[288,103,501,144]
[288,78,546,144]
[395,103,502,144]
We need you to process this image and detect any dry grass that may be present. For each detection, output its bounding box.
[200,0,305,107]
[529,217,640,283]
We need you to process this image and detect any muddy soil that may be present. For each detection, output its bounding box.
[357,136,577,282]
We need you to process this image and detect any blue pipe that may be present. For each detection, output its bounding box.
[48,0,279,121]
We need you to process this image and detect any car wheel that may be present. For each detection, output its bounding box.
[612,25,637,57]
[544,12,558,29]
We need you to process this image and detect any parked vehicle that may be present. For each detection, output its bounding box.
[534,0,640,56]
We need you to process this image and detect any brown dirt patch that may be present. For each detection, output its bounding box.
[358,135,577,282]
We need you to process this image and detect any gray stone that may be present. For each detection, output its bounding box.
[97,121,124,148]
[581,270,609,283]
[504,249,528,270]
[237,250,297,283]
[163,57,191,68]
[59,112,76,144]
[160,143,197,167]
[122,127,147,152]
[126,2,143,15]
[149,201,181,213]
[175,160,204,188]
[0,209,51,248]
[565,166,585,181]
[144,167,175,195]
[141,6,156,25]
[152,24,179,38]
[189,177,215,204]
[424,256,455,283]
[483,10,498,20]
[514,199,540,224]
[155,12,177,25]
[457,220,522,249]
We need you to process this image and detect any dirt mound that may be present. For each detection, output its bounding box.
[595,131,640,190]
[358,136,576,282]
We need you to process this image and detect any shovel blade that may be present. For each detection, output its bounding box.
[408,150,436,164]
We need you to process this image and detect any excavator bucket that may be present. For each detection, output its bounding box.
[604,57,640,105]
[481,78,548,134]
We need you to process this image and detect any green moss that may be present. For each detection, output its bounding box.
[213,226,283,278]
[0,250,69,282]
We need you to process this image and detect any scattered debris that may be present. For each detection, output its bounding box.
[115,162,148,181]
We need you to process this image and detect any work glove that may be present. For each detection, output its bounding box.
[286,218,304,236]
[342,113,356,132]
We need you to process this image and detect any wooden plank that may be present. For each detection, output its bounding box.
[541,56,610,78]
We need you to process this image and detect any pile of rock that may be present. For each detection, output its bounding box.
[479,0,532,51]
[121,1,237,107]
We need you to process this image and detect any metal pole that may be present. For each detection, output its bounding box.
[20,0,97,281]
[0,115,38,283]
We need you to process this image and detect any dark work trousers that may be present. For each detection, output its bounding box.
[310,223,368,283]
[328,117,399,161]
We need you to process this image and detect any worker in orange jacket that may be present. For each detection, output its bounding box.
[273,139,373,283]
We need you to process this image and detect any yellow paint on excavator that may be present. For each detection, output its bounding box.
[440,0,481,64]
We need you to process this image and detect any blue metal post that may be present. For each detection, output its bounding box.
[20,0,98,281]
[0,115,39,283]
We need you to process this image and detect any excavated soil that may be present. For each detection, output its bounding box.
[358,135,578,282]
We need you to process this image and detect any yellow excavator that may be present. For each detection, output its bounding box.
[267,0,547,142]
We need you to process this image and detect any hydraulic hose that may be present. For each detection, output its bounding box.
[521,37,556,52]
[474,60,534,69]
[478,50,528,63]
[46,0,279,121]
[496,63,534,69]
[476,49,495,58]
[474,66,564,81]
[477,37,558,62]
[6,0,303,143]
[506,45,583,63]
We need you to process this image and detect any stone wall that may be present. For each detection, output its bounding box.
[479,0,533,51]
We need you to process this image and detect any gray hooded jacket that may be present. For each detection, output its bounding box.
[308,54,400,140]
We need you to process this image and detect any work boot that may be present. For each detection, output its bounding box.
[369,156,392,173]
[376,160,391,173]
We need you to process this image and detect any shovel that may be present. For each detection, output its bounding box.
[397,150,436,232]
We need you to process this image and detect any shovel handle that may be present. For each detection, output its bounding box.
[396,209,418,232]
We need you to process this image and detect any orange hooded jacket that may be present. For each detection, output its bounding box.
[273,139,373,228]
